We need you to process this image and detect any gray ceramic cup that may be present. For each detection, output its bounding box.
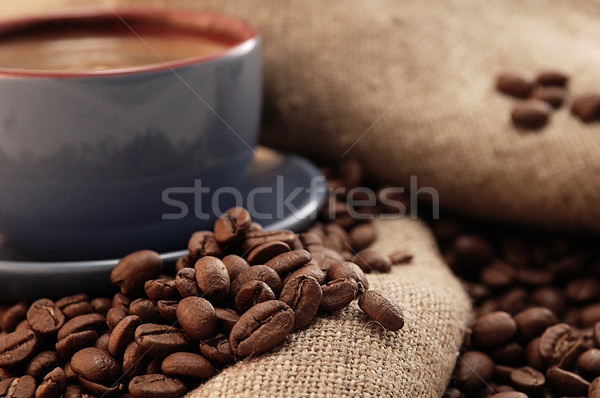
[0,8,261,260]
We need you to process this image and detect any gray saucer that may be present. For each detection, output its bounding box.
[0,148,326,302]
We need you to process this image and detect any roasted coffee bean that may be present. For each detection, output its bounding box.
[451,234,494,272]
[70,348,120,384]
[90,297,112,317]
[34,367,66,398]
[284,264,326,285]
[497,70,536,98]
[442,387,464,398]
[176,297,217,341]
[565,279,600,304]
[490,341,524,365]
[537,70,569,87]
[490,392,527,398]
[578,303,600,327]
[0,329,37,367]
[247,241,291,265]
[509,366,545,394]
[231,265,282,297]
[161,352,215,379]
[55,330,99,360]
[496,288,529,315]
[591,376,600,398]
[157,300,178,323]
[320,278,358,313]
[556,336,585,369]
[174,254,193,273]
[214,308,240,333]
[480,261,516,289]
[63,363,76,382]
[129,299,162,324]
[188,231,222,260]
[349,223,376,252]
[279,275,322,330]
[122,341,150,378]
[327,261,368,290]
[538,323,575,362]
[265,250,312,276]
[1,303,27,334]
[195,256,230,301]
[454,351,495,391]
[110,250,163,295]
[24,351,60,380]
[0,375,36,398]
[57,313,105,341]
[471,311,517,349]
[56,294,93,319]
[214,207,251,244]
[241,230,296,253]
[0,368,9,381]
[95,333,110,352]
[230,300,294,357]
[146,357,162,374]
[577,348,600,376]
[62,384,86,398]
[388,250,413,265]
[352,250,391,273]
[514,307,558,340]
[135,324,190,357]
[546,366,590,396]
[78,376,123,397]
[111,292,130,312]
[144,278,179,301]
[572,93,600,122]
[235,281,276,313]
[26,299,65,336]
[531,287,567,316]
[108,315,142,357]
[199,334,235,364]
[106,308,127,331]
[511,99,552,129]
[175,267,201,298]
[13,320,29,332]
[221,255,250,281]
[358,290,404,331]
[128,374,186,398]
[530,86,566,108]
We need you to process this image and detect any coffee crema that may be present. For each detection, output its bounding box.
[0,30,230,71]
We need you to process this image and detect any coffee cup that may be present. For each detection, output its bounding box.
[0,8,261,260]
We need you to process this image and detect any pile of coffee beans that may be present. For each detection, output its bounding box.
[0,191,406,397]
[437,217,600,397]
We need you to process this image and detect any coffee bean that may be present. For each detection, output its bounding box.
[442,387,464,398]
[62,384,85,398]
[214,308,240,333]
[56,294,93,319]
[0,368,9,381]
[195,256,230,301]
[157,300,178,323]
[539,323,575,363]
[349,223,376,252]
[231,265,282,297]
[320,277,358,313]
[514,307,558,340]
[471,311,517,349]
[146,357,162,374]
[24,351,60,380]
[62,363,76,382]
[161,352,215,379]
[509,366,545,394]
[0,303,27,333]
[176,297,217,341]
[106,308,127,331]
[578,303,600,327]
[480,261,516,289]
[497,70,536,98]
[284,264,326,285]
[175,267,201,298]
[546,366,590,396]
[199,334,235,364]
[144,278,179,301]
[556,337,585,369]
[565,279,600,304]
[511,99,552,129]
[174,254,192,273]
[34,367,66,398]
[57,313,105,341]
[110,250,163,295]
[591,376,600,398]
[241,230,296,253]
[221,255,250,281]
[90,297,112,317]
[27,299,65,334]
[578,348,600,376]
[0,375,36,398]
[77,376,123,397]
[128,299,162,324]
[55,330,98,360]
[135,324,190,358]
[327,261,368,290]
[247,241,291,265]
[537,70,569,87]
[572,93,600,122]
[279,275,322,330]
[358,290,404,331]
[530,86,566,108]
[265,250,312,276]
[187,231,223,260]
[70,347,120,384]
[95,332,110,352]
[494,365,514,385]
[108,315,142,357]
[122,341,150,378]
[0,329,38,367]
[454,351,495,391]
[111,292,130,312]
[230,300,294,357]
[496,288,529,315]
[450,235,494,272]
[388,250,413,265]
[128,374,186,398]
[490,392,527,398]
[214,207,251,244]
[352,250,391,273]
[235,280,276,313]
[490,341,524,366]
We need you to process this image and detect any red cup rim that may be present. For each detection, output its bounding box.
[0,7,258,78]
